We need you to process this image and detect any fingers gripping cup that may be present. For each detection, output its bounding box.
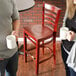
[6,35,17,49]
[60,27,69,40]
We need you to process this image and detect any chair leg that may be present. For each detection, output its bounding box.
[42,41,44,55]
[53,32,56,65]
[36,41,40,75]
[24,33,27,62]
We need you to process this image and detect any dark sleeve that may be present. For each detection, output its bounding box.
[70,26,76,33]
[62,40,74,52]
[65,16,76,33]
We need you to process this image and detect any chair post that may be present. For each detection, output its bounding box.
[54,10,61,32]
[53,32,56,65]
[42,1,45,27]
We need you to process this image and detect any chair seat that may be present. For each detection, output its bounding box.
[24,24,53,40]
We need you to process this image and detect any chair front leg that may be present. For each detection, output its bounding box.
[36,41,40,75]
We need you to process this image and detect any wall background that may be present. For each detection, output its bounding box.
[18,0,66,38]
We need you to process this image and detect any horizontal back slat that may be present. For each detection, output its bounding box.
[45,16,55,23]
[45,3,60,13]
[45,11,56,18]
[45,20,54,26]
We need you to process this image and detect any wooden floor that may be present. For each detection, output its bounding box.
[17,41,66,76]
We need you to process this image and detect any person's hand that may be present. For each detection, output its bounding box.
[11,31,18,41]
[66,31,75,41]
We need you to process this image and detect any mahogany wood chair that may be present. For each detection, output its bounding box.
[23,2,61,74]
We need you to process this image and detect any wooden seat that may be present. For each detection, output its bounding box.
[23,2,61,75]
[24,24,53,40]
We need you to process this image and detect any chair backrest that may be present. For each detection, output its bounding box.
[42,2,61,32]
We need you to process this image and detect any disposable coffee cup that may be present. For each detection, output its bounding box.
[6,35,17,49]
[60,27,69,40]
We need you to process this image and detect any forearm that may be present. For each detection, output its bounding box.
[11,20,20,42]
[73,33,76,41]
[12,20,20,35]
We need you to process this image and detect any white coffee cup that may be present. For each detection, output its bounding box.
[6,35,17,49]
[60,27,69,40]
